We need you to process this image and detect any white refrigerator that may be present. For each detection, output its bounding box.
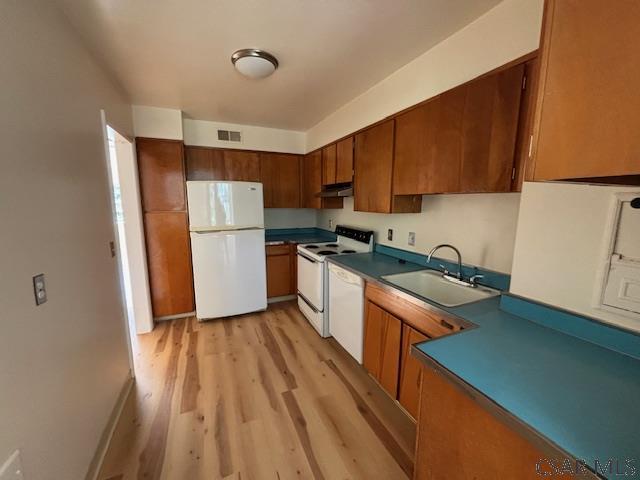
[187,181,267,320]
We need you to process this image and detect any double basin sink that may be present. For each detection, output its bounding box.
[381,269,500,307]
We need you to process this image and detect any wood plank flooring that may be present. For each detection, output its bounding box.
[98,301,415,480]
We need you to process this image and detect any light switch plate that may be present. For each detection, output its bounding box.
[408,232,416,246]
[0,450,24,480]
[32,274,47,306]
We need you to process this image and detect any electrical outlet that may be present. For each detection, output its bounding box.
[328,219,334,229]
[0,450,24,480]
[408,232,416,246]
[387,229,393,241]
[32,274,47,306]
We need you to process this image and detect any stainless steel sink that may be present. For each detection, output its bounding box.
[381,269,500,307]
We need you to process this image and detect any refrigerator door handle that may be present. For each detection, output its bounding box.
[297,252,318,264]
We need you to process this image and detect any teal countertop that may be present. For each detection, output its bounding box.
[327,250,640,478]
[265,228,336,245]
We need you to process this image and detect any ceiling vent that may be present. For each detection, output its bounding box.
[217,129,242,143]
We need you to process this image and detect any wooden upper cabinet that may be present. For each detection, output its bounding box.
[260,153,301,208]
[394,95,463,195]
[137,138,186,212]
[398,324,429,419]
[335,137,354,183]
[363,301,402,398]
[223,150,260,181]
[322,144,337,186]
[460,63,525,192]
[301,150,322,209]
[393,63,525,195]
[301,150,342,209]
[354,120,421,213]
[185,146,225,181]
[532,0,640,181]
[144,212,194,317]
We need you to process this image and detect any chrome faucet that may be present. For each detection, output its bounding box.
[427,244,464,281]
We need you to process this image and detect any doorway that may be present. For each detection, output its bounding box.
[103,121,154,361]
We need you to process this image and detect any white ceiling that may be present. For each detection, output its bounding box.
[55,0,501,131]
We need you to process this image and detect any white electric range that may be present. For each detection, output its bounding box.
[296,225,374,337]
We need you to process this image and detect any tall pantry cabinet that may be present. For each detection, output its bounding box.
[136,138,195,318]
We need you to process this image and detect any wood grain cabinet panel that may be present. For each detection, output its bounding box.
[460,63,525,192]
[322,144,337,186]
[137,138,186,211]
[266,244,297,298]
[354,121,421,213]
[260,153,301,208]
[301,150,343,209]
[185,146,225,181]
[335,136,354,184]
[144,212,194,317]
[532,0,640,181]
[414,367,584,480]
[223,150,261,181]
[398,325,429,419]
[363,301,402,398]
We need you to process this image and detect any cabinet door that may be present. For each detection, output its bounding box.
[144,212,194,317]
[394,97,462,195]
[266,245,293,298]
[322,144,337,186]
[363,301,402,398]
[223,150,260,181]
[137,138,186,211]
[301,150,322,209]
[354,121,395,213]
[460,63,524,192]
[335,136,354,184]
[260,153,301,208]
[398,325,429,419]
[184,146,225,181]
[533,0,640,180]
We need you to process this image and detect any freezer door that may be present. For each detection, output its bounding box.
[187,181,264,231]
[190,229,267,319]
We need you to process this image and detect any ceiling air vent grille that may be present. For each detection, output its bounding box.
[217,129,242,142]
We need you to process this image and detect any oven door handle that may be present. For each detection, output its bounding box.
[297,252,318,264]
[297,292,320,313]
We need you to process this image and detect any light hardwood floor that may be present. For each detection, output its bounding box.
[98,301,415,480]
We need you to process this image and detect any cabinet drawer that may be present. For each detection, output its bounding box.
[365,282,461,338]
[266,244,290,256]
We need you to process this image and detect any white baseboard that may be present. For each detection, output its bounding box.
[268,295,297,304]
[155,311,195,321]
[85,372,135,480]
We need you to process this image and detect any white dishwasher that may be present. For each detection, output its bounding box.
[328,263,365,364]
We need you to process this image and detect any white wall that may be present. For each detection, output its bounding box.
[0,1,133,479]
[183,118,306,153]
[306,0,544,151]
[132,105,183,140]
[318,194,521,273]
[264,209,318,229]
[511,182,640,331]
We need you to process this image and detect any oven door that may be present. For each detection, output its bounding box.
[297,252,324,311]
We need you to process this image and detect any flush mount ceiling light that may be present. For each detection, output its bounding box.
[231,49,278,79]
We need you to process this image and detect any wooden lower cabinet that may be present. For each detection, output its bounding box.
[363,282,463,419]
[266,244,296,298]
[414,367,586,480]
[398,325,429,419]
[363,301,402,397]
[144,212,194,317]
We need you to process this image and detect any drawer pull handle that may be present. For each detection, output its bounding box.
[440,319,454,330]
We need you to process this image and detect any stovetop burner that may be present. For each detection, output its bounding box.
[325,243,338,247]
[305,245,319,249]
[318,250,338,255]
[341,249,356,253]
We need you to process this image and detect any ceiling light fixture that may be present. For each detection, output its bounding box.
[231,49,278,79]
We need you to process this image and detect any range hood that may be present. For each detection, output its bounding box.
[316,182,353,198]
